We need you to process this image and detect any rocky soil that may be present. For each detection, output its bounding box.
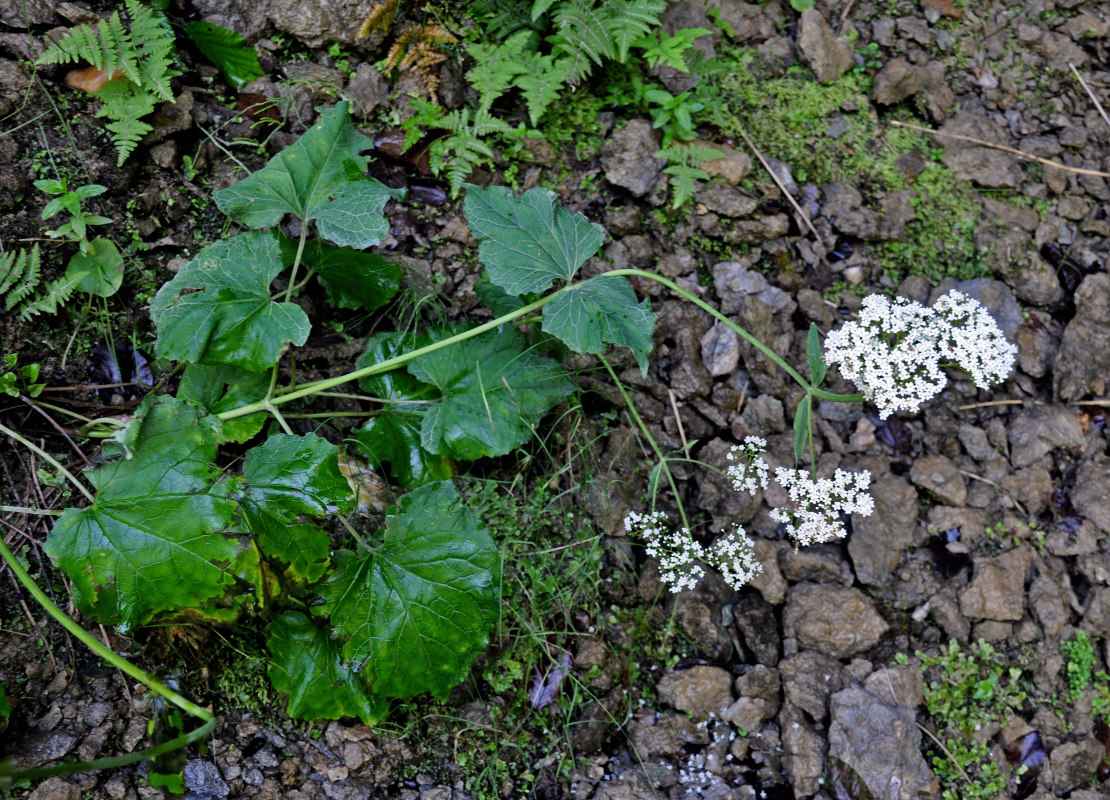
[2,0,1110,799]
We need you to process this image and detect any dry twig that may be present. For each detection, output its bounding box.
[1070,63,1110,134]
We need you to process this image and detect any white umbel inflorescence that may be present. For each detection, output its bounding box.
[822,290,1016,419]
[768,467,874,547]
[726,436,770,496]
[624,512,763,592]
[708,526,763,589]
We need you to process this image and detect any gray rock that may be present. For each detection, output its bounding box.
[1049,739,1104,792]
[958,546,1033,621]
[822,182,915,241]
[722,695,773,731]
[747,539,788,610]
[1016,311,1060,379]
[1016,23,1088,69]
[346,63,389,119]
[849,473,918,588]
[1072,458,1110,534]
[695,183,758,218]
[981,228,1063,307]
[738,393,786,434]
[24,777,80,800]
[872,58,921,105]
[1083,586,1110,638]
[700,322,740,377]
[694,141,752,185]
[909,454,967,506]
[1046,518,1100,557]
[734,587,782,664]
[1000,466,1053,516]
[0,0,56,27]
[628,711,709,757]
[1029,571,1071,638]
[863,664,924,709]
[716,0,777,43]
[780,651,844,721]
[186,759,230,800]
[601,119,665,197]
[656,666,734,717]
[195,0,271,38]
[828,686,939,800]
[784,583,890,659]
[958,423,993,461]
[780,703,825,796]
[269,0,364,47]
[797,7,854,83]
[1054,274,1110,402]
[927,588,970,642]
[939,112,1023,188]
[1008,405,1086,468]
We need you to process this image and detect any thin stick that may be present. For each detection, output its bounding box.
[1070,63,1110,134]
[958,468,1027,517]
[956,399,1036,411]
[21,395,90,465]
[667,388,689,453]
[917,721,972,785]
[0,422,94,503]
[731,124,822,240]
[890,120,1110,178]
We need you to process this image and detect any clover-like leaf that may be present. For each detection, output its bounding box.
[408,325,575,460]
[303,241,401,312]
[43,396,242,632]
[213,102,400,248]
[178,363,269,443]
[318,482,499,699]
[240,434,351,583]
[542,274,655,375]
[267,611,385,724]
[463,184,604,295]
[151,231,310,372]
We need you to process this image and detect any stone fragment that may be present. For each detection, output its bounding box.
[828,686,938,800]
[1016,311,1059,378]
[939,112,1023,188]
[1000,466,1053,516]
[1054,274,1110,402]
[600,119,665,197]
[734,587,782,664]
[695,183,758,217]
[1029,572,1071,638]
[693,141,752,185]
[345,63,389,119]
[1083,586,1110,638]
[268,0,364,47]
[1008,405,1086,468]
[185,759,230,799]
[195,0,271,38]
[628,711,708,757]
[784,583,889,659]
[1072,458,1110,534]
[780,703,825,796]
[1050,739,1104,792]
[872,58,921,105]
[822,182,915,241]
[24,777,80,800]
[958,546,1033,621]
[849,473,918,588]
[797,7,853,83]
[780,650,844,721]
[909,454,967,506]
[700,322,740,377]
[656,666,733,717]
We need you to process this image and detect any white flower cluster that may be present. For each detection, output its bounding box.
[823,290,1017,419]
[623,511,762,593]
[726,436,770,495]
[768,467,874,547]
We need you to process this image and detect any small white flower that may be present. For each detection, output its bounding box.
[726,436,770,496]
[625,512,764,592]
[709,525,763,590]
[769,467,874,547]
[823,291,1016,419]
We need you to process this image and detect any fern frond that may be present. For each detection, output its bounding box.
[466,30,533,113]
[357,0,400,40]
[551,1,615,79]
[95,80,156,166]
[604,0,666,62]
[0,246,41,310]
[514,52,573,125]
[17,272,80,322]
[656,144,723,209]
[656,143,725,166]
[431,135,496,197]
[129,0,178,101]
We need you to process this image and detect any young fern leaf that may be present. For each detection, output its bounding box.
[605,0,667,62]
[550,1,614,80]
[655,143,724,209]
[0,246,41,311]
[465,30,532,113]
[37,0,178,165]
[514,52,573,125]
[17,272,82,322]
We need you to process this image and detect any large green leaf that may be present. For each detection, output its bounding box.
[43,397,242,632]
[241,434,351,584]
[151,231,310,372]
[463,185,604,295]
[355,332,453,488]
[407,325,575,460]
[318,482,499,699]
[303,241,401,312]
[542,274,655,375]
[267,611,385,724]
[213,102,400,249]
[177,363,269,443]
[67,237,123,297]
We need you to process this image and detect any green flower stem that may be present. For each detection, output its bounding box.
[283,223,309,305]
[599,355,691,535]
[0,422,93,503]
[0,505,61,516]
[0,532,215,785]
[220,294,558,421]
[606,269,864,403]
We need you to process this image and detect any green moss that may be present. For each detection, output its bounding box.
[712,58,990,284]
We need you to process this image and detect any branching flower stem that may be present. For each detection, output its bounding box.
[221,269,862,423]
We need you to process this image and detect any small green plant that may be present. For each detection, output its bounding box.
[644,87,703,145]
[0,354,46,399]
[37,0,179,164]
[655,143,724,209]
[1061,630,1097,701]
[401,98,516,196]
[918,640,1030,800]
